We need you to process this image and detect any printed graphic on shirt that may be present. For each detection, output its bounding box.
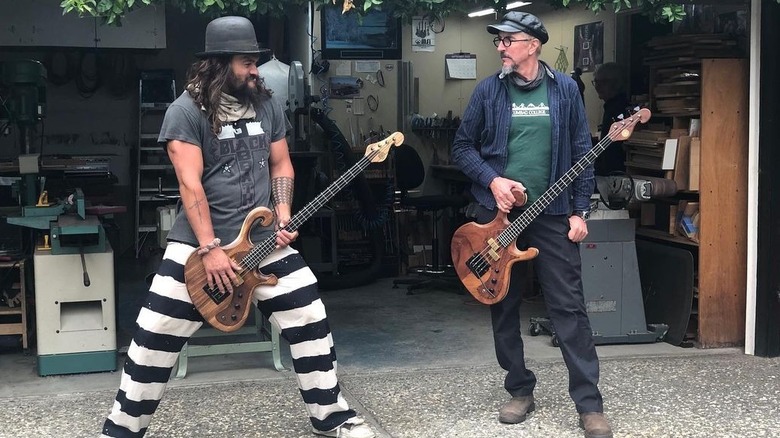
[512,102,550,118]
[208,119,269,212]
[246,121,264,136]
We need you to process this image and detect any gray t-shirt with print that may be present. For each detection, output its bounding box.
[158,91,291,246]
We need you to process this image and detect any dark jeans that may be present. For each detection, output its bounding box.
[471,205,603,414]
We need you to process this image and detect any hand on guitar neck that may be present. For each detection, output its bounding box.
[274,218,298,249]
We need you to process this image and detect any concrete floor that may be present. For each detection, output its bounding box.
[0,257,778,438]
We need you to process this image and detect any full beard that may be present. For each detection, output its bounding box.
[225,71,264,108]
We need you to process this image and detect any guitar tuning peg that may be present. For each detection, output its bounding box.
[633,106,641,112]
[617,114,625,120]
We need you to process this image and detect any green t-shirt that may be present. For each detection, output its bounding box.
[504,80,552,205]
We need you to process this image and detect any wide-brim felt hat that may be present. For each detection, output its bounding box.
[196,16,270,58]
[487,11,549,45]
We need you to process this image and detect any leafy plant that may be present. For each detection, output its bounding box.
[59,0,763,26]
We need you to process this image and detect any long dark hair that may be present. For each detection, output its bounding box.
[185,56,272,135]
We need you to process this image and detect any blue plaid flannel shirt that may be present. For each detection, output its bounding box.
[451,63,594,215]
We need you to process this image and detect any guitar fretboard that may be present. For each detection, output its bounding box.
[239,144,387,270]
[495,134,616,248]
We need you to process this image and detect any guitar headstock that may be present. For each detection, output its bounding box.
[605,107,652,142]
[365,131,405,163]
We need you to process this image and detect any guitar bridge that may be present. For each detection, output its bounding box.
[202,284,231,304]
[466,253,489,277]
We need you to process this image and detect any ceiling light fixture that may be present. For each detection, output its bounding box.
[468,2,532,18]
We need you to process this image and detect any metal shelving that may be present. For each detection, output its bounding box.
[135,71,178,258]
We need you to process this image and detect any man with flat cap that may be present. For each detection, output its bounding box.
[452,11,612,438]
[100,16,375,438]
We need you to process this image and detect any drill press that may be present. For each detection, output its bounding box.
[2,59,116,375]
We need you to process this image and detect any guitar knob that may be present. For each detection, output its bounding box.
[234,303,241,309]
[231,314,237,321]
[494,268,499,273]
[491,278,497,284]
[488,289,495,293]
[238,293,243,298]
[220,315,226,321]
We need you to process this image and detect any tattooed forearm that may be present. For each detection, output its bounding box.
[187,195,206,223]
[271,176,294,207]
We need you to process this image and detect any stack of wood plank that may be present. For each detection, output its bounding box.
[645,34,743,117]
[643,34,742,66]
[623,124,670,170]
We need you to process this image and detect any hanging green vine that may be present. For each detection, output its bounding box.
[59,0,762,26]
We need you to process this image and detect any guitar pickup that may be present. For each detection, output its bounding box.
[486,238,501,261]
[202,284,231,304]
[466,253,489,277]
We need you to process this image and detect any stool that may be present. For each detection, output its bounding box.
[173,307,284,379]
[392,195,468,294]
[390,144,468,294]
[0,260,28,350]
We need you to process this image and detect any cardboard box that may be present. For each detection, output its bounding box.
[689,137,701,191]
[673,136,691,191]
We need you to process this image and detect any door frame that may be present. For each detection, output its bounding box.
[748,0,780,357]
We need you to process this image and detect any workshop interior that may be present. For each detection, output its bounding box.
[0,0,778,381]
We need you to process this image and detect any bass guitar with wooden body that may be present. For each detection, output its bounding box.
[451,108,651,305]
[185,132,405,332]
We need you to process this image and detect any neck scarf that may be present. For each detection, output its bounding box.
[507,61,550,91]
[217,92,256,123]
[186,84,256,123]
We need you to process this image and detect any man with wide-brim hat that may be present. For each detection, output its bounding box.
[452,10,613,438]
[99,16,376,438]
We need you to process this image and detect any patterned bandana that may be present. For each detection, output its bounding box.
[186,84,256,123]
[217,92,256,123]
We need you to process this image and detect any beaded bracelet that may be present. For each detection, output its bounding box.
[197,238,221,255]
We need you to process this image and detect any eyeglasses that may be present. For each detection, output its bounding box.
[492,36,533,47]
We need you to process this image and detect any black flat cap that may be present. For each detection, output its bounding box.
[487,11,549,45]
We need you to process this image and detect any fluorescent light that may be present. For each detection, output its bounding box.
[507,1,532,9]
[468,2,532,18]
[468,8,496,17]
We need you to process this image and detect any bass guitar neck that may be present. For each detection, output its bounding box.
[185,131,405,332]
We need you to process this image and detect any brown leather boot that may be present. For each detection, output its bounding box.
[498,395,535,424]
[579,412,613,438]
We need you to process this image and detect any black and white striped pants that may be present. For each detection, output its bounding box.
[101,242,357,437]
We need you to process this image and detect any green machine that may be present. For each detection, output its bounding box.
[2,59,106,256]
[3,60,116,375]
[8,188,107,256]
[0,59,47,207]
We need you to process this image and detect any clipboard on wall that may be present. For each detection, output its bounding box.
[445,53,477,80]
